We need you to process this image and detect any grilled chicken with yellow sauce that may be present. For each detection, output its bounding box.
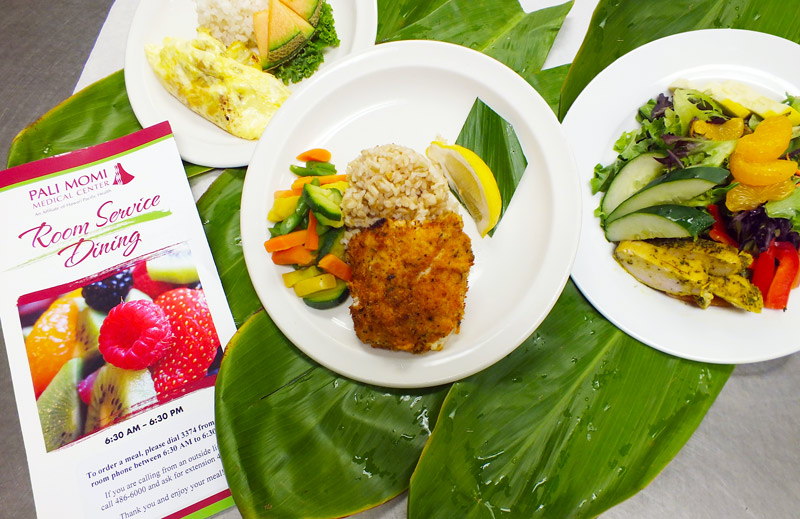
[614,239,762,312]
[145,29,290,139]
[346,213,474,353]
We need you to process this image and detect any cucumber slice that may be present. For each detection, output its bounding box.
[303,183,342,221]
[605,204,715,242]
[607,166,730,222]
[601,152,666,216]
[303,279,349,309]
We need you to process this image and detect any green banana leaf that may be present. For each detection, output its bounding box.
[456,99,528,233]
[6,69,210,177]
[408,282,732,519]
[376,0,573,87]
[215,310,448,518]
[528,64,572,114]
[559,0,800,119]
[196,168,261,327]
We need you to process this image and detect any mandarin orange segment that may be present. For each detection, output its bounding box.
[692,118,744,141]
[735,115,793,162]
[729,152,798,186]
[725,179,797,212]
[25,294,80,397]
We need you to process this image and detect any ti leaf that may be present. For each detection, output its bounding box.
[216,310,449,518]
[376,0,572,84]
[559,0,800,120]
[196,168,262,327]
[527,64,572,114]
[455,99,527,235]
[6,69,210,177]
[408,282,733,519]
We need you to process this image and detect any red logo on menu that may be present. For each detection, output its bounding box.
[113,163,135,186]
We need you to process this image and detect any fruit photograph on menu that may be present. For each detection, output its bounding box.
[20,244,222,452]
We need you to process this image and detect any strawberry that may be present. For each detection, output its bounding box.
[150,288,220,398]
[132,261,175,299]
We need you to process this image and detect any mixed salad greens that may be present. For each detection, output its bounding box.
[595,80,800,310]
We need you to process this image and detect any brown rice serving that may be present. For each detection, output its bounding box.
[341,144,457,229]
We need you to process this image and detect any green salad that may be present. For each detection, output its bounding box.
[594,79,800,311]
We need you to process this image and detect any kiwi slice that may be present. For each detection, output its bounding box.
[84,365,156,435]
[76,307,105,367]
[37,357,83,452]
[146,249,199,284]
[124,288,152,302]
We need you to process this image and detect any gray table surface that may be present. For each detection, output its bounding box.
[1,1,798,518]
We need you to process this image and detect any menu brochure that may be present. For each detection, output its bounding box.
[0,122,237,518]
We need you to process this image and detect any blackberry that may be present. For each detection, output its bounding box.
[82,270,133,312]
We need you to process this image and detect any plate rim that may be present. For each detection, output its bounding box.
[239,39,582,388]
[563,28,800,365]
[123,0,379,168]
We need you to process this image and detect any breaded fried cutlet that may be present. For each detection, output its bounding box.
[345,213,474,353]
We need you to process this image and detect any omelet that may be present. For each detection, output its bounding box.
[145,29,291,140]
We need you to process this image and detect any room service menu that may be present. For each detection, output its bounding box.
[0,122,237,518]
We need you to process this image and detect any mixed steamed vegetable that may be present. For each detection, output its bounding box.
[264,148,352,309]
[595,79,800,311]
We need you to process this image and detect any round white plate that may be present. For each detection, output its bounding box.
[124,0,378,168]
[240,40,582,388]
[563,29,800,364]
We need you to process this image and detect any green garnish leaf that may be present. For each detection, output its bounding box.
[456,98,528,236]
[273,2,340,85]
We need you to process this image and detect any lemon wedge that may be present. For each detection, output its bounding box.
[426,141,502,237]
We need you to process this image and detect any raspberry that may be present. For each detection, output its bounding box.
[98,300,173,370]
[132,261,175,299]
[83,270,133,312]
[150,289,220,398]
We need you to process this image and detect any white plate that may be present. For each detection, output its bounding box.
[124,0,378,168]
[240,40,582,388]
[563,29,800,364]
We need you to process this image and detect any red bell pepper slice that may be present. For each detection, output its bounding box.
[765,242,800,310]
[706,204,738,248]
[751,244,776,298]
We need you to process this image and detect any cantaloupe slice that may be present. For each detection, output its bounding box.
[253,1,315,70]
[279,0,322,27]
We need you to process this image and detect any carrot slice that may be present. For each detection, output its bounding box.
[264,229,307,253]
[275,188,304,198]
[318,253,352,282]
[291,174,347,190]
[296,148,331,163]
[271,245,315,266]
[305,212,319,250]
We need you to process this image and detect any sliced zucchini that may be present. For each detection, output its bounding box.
[605,204,715,242]
[317,227,344,260]
[601,152,666,216]
[303,279,349,309]
[314,210,344,228]
[303,183,342,221]
[606,166,730,222]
